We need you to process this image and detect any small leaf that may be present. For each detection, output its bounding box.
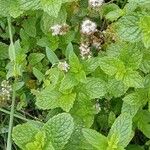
[46,47,59,65]
[139,16,150,48]
[33,67,45,82]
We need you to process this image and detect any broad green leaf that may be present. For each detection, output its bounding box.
[123,69,144,88]
[43,113,74,150]
[41,0,63,17]
[121,102,139,118]
[12,121,42,149]
[139,16,150,48]
[9,0,23,18]
[64,126,96,150]
[35,85,76,112]
[20,0,41,11]
[0,0,9,17]
[116,14,141,42]
[46,47,59,65]
[106,9,124,22]
[35,86,61,110]
[41,0,75,17]
[82,128,108,150]
[81,77,107,99]
[108,113,133,148]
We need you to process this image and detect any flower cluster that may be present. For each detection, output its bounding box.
[79,43,92,59]
[89,0,104,8]
[81,19,97,35]
[58,61,70,72]
[50,24,69,36]
[0,80,12,103]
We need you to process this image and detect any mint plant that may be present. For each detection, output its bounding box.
[0,0,150,150]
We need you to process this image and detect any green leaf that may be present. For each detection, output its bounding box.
[80,77,107,99]
[107,78,128,98]
[70,93,96,127]
[25,131,46,150]
[0,42,8,60]
[69,50,82,73]
[12,121,42,149]
[106,9,124,22]
[35,86,61,110]
[33,67,45,82]
[82,128,108,150]
[83,57,101,74]
[100,57,125,77]
[43,113,74,150]
[123,70,144,88]
[57,93,76,112]
[121,102,139,118]
[64,126,96,150]
[116,14,141,42]
[59,72,78,92]
[41,7,67,34]
[41,0,62,17]
[22,17,37,37]
[46,47,59,65]
[139,16,150,48]
[28,53,45,66]
[134,110,150,138]
[108,113,133,148]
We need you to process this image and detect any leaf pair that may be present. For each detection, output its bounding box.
[83,113,133,150]
[12,113,74,150]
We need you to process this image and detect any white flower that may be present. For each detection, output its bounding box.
[89,0,104,8]
[79,43,92,59]
[58,61,70,72]
[81,19,97,35]
[50,24,69,36]
[50,24,62,36]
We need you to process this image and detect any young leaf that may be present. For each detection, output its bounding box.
[12,121,42,149]
[82,128,108,150]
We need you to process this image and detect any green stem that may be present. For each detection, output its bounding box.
[6,81,16,150]
[0,108,29,122]
[6,16,16,150]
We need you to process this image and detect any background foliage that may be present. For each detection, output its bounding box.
[0,0,150,150]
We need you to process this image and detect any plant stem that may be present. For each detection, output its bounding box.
[0,108,29,122]
[6,16,16,150]
[6,81,16,150]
